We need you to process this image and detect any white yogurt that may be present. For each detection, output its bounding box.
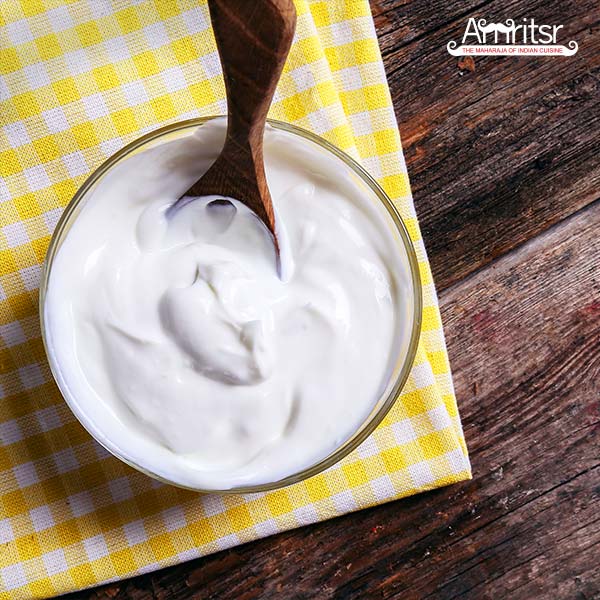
[44,120,413,489]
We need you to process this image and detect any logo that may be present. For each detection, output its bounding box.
[448,18,578,56]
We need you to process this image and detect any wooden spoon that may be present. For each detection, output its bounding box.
[174,0,297,255]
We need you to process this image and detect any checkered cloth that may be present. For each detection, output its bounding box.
[0,1,471,597]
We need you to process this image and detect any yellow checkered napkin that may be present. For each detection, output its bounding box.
[0,1,470,597]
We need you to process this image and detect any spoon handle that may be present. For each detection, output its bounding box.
[210,0,296,141]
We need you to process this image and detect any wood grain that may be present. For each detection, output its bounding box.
[377,0,600,290]
[66,1,600,597]
[183,0,297,245]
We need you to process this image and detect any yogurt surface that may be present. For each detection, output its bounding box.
[44,120,413,489]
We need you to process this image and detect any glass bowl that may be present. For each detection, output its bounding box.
[40,116,422,493]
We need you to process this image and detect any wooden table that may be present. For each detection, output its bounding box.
[71,1,600,597]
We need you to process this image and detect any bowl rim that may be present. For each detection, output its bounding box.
[39,116,423,493]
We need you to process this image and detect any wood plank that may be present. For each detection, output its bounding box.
[374,0,600,290]
[371,0,492,52]
[69,198,600,600]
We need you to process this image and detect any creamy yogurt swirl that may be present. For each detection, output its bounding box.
[44,120,412,489]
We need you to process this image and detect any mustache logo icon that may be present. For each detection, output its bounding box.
[476,19,516,35]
